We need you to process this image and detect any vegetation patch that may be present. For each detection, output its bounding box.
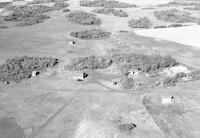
[0,25,8,29]
[67,55,112,70]
[53,2,69,10]
[121,77,135,89]
[30,0,68,4]
[158,1,199,7]
[4,5,52,26]
[63,8,70,12]
[154,25,167,28]
[0,56,59,82]
[70,29,111,39]
[154,9,200,23]
[168,24,183,28]
[66,11,101,25]
[0,2,10,8]
[184,4,200,11]
[92,8,128,17]
[162,72,187,86]
[128,17,152,29]
[112,54,179,75]
[80,0,136,8]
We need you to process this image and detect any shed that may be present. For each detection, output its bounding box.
[73,72,88,81]
[68,40,76,45]
[31,71,39,77]
[161,96,175,104]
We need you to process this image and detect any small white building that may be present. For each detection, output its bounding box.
[161,96,175,104]
[73,72,88,81]
[31,71,39,77]
[68,40,76,45]
[128,69,140,76]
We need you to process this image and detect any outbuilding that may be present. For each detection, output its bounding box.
[73,72,88,81]
[161,96,175,104]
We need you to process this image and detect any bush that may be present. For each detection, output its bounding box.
[4,5,52,25]
[128,17,152,29]
[63,8,70,12]
[0,56,59,82]
[93,8,128,17]
[168,24,183,28]
[70,29,111,39]
[53,2,69,10]
[154,9,200,23]
[30,0,68,4]
[154,25,167,28]
[67,55,112,70]
[0,2,9,8]
[80,0,136,8]
[121,77,135,89]
[16,15,50,26]
[162,72,187,86]
[184,4,200,11]
[80,0,104,7]
[103,0,137,8]
[112,54,179,74]
[66,11,101,25]
[0,25,8,29]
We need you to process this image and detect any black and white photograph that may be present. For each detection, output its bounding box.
[0,0,200,137]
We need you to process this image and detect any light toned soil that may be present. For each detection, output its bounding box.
[0,0,200,138]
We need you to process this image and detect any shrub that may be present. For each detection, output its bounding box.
[112,54,179,74]
[154,9,200,23]
[67,55,112,70]
[30,0,68,4]
[80,0,104,7]
[0,56,59,82]
[128,17,152,29]
[154,25,167,28]
[16,15,50,26]
[66,11,101,25]
[4,5,52,25]
[162,72,187,86]
[70,29,111,39]
[0,25,8,29]
[63,8,70,12]
[0,2,9,8]
[168,24,183,28]
[103,0,136,8]
[80,0,136,8]
[93,8,128,17]
[53,2,69,10]
[121,77,135,89]
[184,5,200,11]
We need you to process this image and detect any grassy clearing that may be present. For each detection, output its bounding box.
[0,57,59,82]
[92,8,128,17]
[66,55,112,70]
[70,29,111,39]
[80,0,136,8]
[4,5,53,26]
[66,11,101,25]
[154,9,200,23]
[128,17,152,29]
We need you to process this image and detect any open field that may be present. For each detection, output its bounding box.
[0,0,200,138]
